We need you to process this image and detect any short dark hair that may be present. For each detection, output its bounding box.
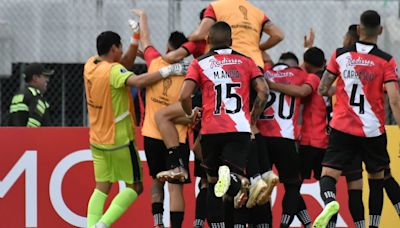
[168,31,188,50]
[96,31,121,56]
[279,52,299,65]
[304,47,325,68]
[208,21,232,46]
[360,10,381,28]
[347,24,359,41]
[199,8,206,20]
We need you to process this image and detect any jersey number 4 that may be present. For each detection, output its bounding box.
[260,92,295,119]
[214,83,242,115]
[350,84,365,114]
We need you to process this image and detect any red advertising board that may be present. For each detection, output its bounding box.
[0,128,358,227]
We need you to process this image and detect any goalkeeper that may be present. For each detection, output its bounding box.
[84,15,188,228]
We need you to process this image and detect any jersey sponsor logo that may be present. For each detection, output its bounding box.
[265,71,294,79]
[209,58,243,69]
[346,56,375,67]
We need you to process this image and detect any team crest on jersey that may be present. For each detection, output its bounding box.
[209,58,243,69]
[346,57,375,67]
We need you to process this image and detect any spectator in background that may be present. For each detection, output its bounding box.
[7,63,54,127]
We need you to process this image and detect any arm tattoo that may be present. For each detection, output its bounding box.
[318,71,337,96]
[251,93,268,125]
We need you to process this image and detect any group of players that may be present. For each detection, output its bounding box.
[83,0,400,228]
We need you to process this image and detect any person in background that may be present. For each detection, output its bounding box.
[8,63,54,127]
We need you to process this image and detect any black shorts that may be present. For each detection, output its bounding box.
[323,128,390,173]
[247,134,271,177]
[342,154,363,182]
[201,132,251,177]
[264,137,302,184]
[194,157,206,177]
[144,137,191,183]
[299,145,325,180]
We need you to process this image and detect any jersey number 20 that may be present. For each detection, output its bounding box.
[260,91,295,119]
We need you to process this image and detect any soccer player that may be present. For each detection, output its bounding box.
[162,8,207,64]
[188,0,284,68]
[132,9,192,228]
[180,21,269,227]
[84,28,187,228]
[341,23,400,227]
[259,52,313,228]
[314,10,400,228]
[154,8,207,228]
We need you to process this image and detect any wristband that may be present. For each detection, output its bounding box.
[130,34,140,45]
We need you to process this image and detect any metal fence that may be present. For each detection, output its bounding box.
[1,0,399,126]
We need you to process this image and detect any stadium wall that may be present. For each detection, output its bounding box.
[0,126,399,227]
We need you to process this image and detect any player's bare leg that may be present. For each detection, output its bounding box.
[155,103,200,182]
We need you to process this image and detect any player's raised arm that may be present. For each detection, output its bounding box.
[188,4,215,41]
[119,18,140,69]
[132,9,152,50]
[259,20,285,51]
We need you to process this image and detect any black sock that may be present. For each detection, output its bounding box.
[170,211,184,228]
[226,173,242,197]
[224,199,234,228]
[194,187,207,227]
[384,176,400,215]
[327,214,337,228]
[348,189,365,226]
[296,196,311,227]
[320,176,337,205]
[247,138,261,177]
[207,183,224,224]
[281,184,300,227]
[249,203,270,226]
[152,202,164,226]
[368,179,384,228]
[166,146,184,169]
[233,205,248,226]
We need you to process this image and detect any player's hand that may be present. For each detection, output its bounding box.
[131,9,145,17]
[191,106,202,124]
[159,62,189,78]
[303,28,315,49]
[128,19,140,45]
[128,19,140,34]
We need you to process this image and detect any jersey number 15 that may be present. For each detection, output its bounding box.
[214,83,242,115]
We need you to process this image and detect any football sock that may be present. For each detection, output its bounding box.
[152,202,164,226]
[384,176,400,216]
[87,189,107,227]
[320,176,337,205]
[348,189,365,226]
[99,188,137,226]
[170,211,184,228]
[194,186,207,227]
[368,179,384,228]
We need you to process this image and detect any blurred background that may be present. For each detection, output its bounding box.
[0,0,399,126]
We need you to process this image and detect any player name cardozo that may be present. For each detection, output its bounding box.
[1,150,348,227]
